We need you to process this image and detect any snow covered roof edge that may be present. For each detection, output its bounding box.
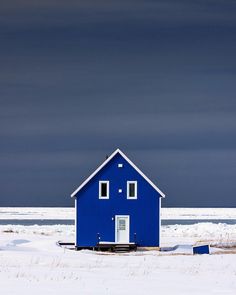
[70,148,165,198]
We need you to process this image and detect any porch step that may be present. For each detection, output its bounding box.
[114,244,136,253]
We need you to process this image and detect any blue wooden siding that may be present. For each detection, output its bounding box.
[75,153,161,247]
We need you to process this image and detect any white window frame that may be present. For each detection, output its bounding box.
[127,181,137,199]
[99,181,109,199]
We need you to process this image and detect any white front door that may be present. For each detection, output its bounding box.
[115,215,130,243]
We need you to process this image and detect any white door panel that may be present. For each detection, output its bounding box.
[115,215,129,243]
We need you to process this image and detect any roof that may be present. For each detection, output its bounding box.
[71,148,165,198]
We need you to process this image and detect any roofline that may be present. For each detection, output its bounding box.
[71,148,165,198]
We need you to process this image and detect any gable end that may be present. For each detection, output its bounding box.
[71,149,165,198]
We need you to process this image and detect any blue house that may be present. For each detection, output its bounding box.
[71,149,165,248]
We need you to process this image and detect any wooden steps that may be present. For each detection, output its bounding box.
[58,241,137,252]
[97,243,137,252]
[114,244,132,253]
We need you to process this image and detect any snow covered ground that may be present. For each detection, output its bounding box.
[162,207,236,220]
[0,207,74,220]
[1,207,236,220]
[1,208,236,294]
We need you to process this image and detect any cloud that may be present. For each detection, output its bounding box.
[1,110,236,153]
[0,0,236,206]
[1,147,236,206]
[0,0,236,30]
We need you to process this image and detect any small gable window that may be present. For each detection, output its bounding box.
[99,181,109,199]
[127,181,137,199]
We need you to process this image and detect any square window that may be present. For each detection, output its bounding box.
[118,163,123,168]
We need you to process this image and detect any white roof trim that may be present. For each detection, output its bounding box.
[71,148,165,198]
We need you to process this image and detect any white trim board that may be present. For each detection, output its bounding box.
[71,148,165,198]
[74,198,77,246]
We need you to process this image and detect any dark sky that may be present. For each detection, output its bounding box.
[1,0,236,207]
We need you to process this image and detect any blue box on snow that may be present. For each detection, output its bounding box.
[193,245,210,254]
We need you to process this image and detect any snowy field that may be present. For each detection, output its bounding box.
[0,207,74,220]
[1,207,236,220]
[162,207,236,220]
[1,208,236,294]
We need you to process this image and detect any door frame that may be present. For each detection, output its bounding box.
[115,215,130,243]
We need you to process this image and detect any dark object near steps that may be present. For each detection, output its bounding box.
[114,244,133,253]
[96,243,137,252]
